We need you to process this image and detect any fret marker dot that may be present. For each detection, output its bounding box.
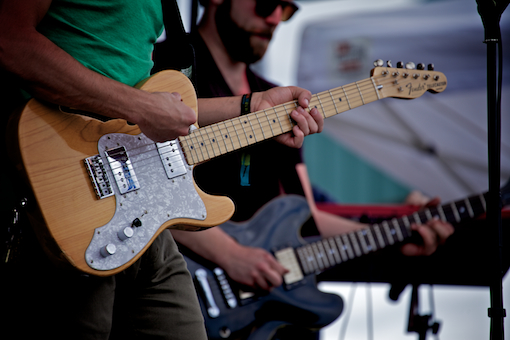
[460,207,465,213]
[272,119,276,123]
[339,97,342,102]
[212,139,216,143]
[249,135,253,139]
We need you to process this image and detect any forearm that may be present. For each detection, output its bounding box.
[1,27,149,125]
[197,96,243,127]
[171,228,239,267]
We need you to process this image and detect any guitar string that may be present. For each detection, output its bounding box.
[105,73,436,173]
[176,73,415,164]
[105,74,408,174]
[180,75,394,164]
[105,78,380,174]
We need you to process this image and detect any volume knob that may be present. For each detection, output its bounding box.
[118,227,134,241]
[100,243,116,257]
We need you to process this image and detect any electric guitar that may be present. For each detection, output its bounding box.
[9,65,447,276]
[183,182,509,340]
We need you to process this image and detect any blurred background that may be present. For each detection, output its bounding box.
[177,0,510,338]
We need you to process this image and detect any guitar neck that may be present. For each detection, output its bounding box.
[179,78,380,165]
[295,192,488,276]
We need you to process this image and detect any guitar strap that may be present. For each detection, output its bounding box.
[154,0,197,85]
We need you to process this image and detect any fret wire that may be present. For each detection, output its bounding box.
[455,201,468,220]
[480,194,487,211]
[178,138,194,165]
[365,228,377,252]
[296,248,310,275]
[198,125,217,159]
[253,113,267,140]
[228,120,242,150]
[341,86,352,109]
[303,244,319,273]
[285,102,296,128]
[190,131,206,162]
[357,230,370,253]
[327,238,342,264]
[315,93,326,118]
[319,241,332,267]
[209,124,223,156]
[344,84,363,109]
[425,208,433,221]
[181,136,195,164]
[471,195,485,216]
[183,74,398,164]
[412,212,421,224]
[401,215,410,229]
[391,218,404,242]
[218,122,231,153]
[273,107,285,134]
[464,198,475,218]
[400,215,412,238]
[298,246,312,274]
[355,81,365,105]
[371,224,386,249]
[370,77,381,100]
[238,115,251,148]
[348,233,362,257]
[381,221,395,245]
[334,236,348,261]
[327,89,339,116]
[326,89,350,116]
[311,243,325,270]
[322,240,337,266]
[450,202,461,223]
[314,242,329,269]
[262,109,275,137]
[437,205,447,221]
[341,235,354,259]
[246,115,258,143]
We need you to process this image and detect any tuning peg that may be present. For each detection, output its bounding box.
[373,59,384,67]
[396,61,404,68]
[386,60,392,67]
[405,62,416,70]
[417,63,425,70]
[428,63,435,70]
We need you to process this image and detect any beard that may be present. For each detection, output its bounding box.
[215,0,272,65]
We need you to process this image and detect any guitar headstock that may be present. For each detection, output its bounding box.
[371,60,447,99]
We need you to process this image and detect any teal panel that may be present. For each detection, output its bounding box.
[303,133,412,204]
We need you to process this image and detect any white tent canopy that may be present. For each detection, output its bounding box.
[294,0,510,202]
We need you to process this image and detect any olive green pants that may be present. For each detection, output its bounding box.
[2,229,207,340]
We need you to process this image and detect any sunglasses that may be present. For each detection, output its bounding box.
[255,0,299,21]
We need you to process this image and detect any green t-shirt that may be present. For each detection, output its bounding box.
[38,0,164,87]
[0,0,164,211]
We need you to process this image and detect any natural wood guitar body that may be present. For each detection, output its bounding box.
[11,70,235,276]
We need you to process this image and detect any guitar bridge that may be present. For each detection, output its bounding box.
[84,154,114,199]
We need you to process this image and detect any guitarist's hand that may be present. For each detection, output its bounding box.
[223,243,289,290]
[400,197,455,256]
[251,87,323,148]
[134,91,197,142]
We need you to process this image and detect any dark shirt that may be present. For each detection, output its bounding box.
[188,32,306,222]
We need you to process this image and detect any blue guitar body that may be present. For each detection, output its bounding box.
[181,195,344,340]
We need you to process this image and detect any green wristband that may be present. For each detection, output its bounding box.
[241,93,252,116]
